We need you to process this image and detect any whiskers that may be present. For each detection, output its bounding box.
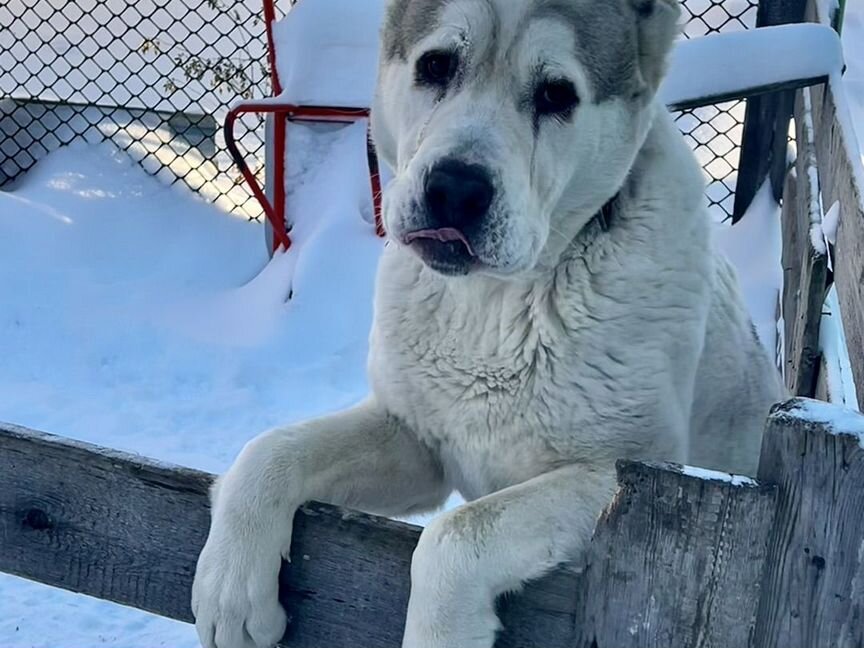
[547,224,572,243]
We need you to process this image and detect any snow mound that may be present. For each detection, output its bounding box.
[0,137,384,647]
[662,24,843,108]
[272,0,386,107]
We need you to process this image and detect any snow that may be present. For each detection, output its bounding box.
[715,181,783,355]
[810,219,829,255]
[674,464,758,488]
[0,140,784,647]
[272,0,386,107]
[784,399,864,446]
[0,130,382,646]
[797,87,830,256]
[822,200,841,245]
[661,24,843,108]
[820,285,860,410]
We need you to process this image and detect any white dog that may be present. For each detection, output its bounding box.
[192,1,786,646]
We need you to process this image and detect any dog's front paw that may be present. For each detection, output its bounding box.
[192,530,287,648]
[402,515,501,648]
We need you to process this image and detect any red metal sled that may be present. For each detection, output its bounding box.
[223,0,384,252]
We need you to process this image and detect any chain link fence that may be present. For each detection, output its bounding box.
[0,0,758,222]
[0,0,283,220]
[678,0,759,219]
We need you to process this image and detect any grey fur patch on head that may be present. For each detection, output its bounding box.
[383,0,452,61]
[527,0,640,102]
[382,0,680,101]
[528,0,680,102]
[629,0,682,92]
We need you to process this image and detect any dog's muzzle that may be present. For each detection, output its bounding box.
[402,159,494,276]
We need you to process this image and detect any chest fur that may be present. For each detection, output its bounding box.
[369,264,608,494]
[368,233,710,495]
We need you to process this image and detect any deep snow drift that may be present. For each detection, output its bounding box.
[0,129,382,647]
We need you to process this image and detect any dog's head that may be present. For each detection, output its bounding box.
[372,0,680,277]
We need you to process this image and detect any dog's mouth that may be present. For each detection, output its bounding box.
[403,228,476,276]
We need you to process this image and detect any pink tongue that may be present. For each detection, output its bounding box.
[404,228,475,257]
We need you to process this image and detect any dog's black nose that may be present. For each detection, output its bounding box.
[424,160,494,228]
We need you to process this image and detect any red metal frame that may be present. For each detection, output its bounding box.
[224,0,385,252]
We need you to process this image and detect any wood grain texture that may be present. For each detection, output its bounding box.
[754,399,864,648]
[7,406,864,647]
[0,422,581,648]
[814,355,830,402]
[810,82,864,411]
[781,88,829,397]
[574,461,777,648]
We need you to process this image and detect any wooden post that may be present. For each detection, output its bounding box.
[780,87,829,397]
[574,462,777,648]
[754,399,864,647]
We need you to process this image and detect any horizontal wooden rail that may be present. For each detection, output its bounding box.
[2,399,864,647]
[0,422,579,648]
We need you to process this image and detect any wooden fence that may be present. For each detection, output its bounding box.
[770,0,863,409]
[2,398,864,647]
[778,80,863,408]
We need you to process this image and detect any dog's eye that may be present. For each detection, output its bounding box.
[534,80,579,117]
[416,51,458,87]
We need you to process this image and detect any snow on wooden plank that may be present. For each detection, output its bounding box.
[660,24,842,111]
[780,87,829,398]
[810,80,864,412]
[818,286,860,409]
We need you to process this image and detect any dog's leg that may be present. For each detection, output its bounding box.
[402,464,616,648]
[193,399,448,648]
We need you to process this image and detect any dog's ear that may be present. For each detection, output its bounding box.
[630,0,681,93]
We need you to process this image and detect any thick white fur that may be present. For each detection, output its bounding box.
[192,2,785,647]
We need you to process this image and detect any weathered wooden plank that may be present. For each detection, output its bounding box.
[814,355,830,402]
[780,171,801,377]
[754,399,864,647]
[0,422,580,648]
[810,82,864,411]
[574,461,777,648]
[781,88,829,397]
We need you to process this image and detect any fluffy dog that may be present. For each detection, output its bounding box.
[192,1,785,646]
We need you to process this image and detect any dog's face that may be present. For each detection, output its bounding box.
[372,0,680,277]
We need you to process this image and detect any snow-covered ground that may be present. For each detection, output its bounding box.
[2,3,863,646]
[0,122,383,646]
